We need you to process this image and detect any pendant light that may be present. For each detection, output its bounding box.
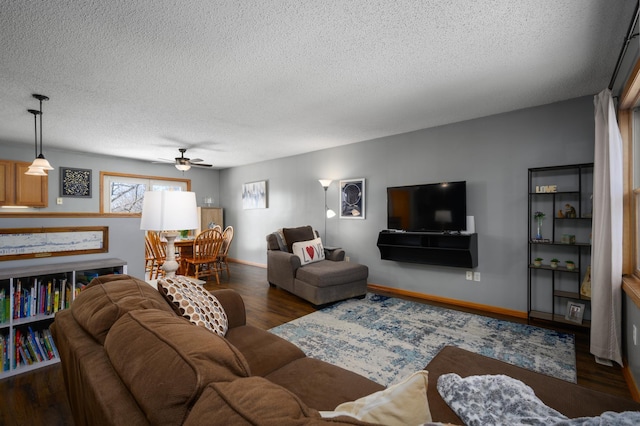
[25,109,47,176]
[25,94,53,176]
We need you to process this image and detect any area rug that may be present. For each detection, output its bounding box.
[269,294,576,387]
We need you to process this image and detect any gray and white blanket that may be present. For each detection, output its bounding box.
[437,373,640,426]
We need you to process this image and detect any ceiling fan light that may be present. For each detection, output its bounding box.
[175,163,191,171]
[31,155,54,170]
[25,165,47,176]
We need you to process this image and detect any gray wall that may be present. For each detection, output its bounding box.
[221,96,595,312]
[0,143,220,278]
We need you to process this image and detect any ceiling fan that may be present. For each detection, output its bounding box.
[154,148,213,171]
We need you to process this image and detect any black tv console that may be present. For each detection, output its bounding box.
[376,231,478,268]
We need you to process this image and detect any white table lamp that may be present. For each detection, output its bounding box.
[140,191,198,277]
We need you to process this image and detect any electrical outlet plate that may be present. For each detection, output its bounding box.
[473,272,481,281]
[466,271,473,280]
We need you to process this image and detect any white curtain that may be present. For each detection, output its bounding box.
[591,89,623,366]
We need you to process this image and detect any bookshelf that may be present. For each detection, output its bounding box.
[527,164,593,328]
[0,258,127,379]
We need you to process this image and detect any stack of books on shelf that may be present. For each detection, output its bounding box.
[13,278,73,319]
[0,289,9,323]
[1,334,8,372]
[13,326,59,368]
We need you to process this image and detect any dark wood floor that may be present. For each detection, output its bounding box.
[0,263,634,425]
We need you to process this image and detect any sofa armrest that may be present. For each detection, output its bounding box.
[267,250,301,288]
[209,289,246,329]
[325,248,345,261]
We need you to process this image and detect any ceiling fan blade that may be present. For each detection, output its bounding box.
[190,158,204,163]
[192,163,213,168]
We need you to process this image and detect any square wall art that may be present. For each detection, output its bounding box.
[60,167,92,198]
[242,180,267,209]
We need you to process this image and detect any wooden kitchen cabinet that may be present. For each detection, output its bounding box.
[0,159,48,208]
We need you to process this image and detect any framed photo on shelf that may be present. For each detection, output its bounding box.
[565,301,585,324]
[339,178,365,219]
[60,167,92,198]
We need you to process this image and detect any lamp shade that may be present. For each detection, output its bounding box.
[318,179,332,188]
[140,191,199,231]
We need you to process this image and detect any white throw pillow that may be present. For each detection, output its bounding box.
[320,370,432,426]
[291,237,325,265]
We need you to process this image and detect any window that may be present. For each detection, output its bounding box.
[100,172,190,214]
[620,59,640,279]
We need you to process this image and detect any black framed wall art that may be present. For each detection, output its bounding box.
[340,178,365,219]
[60,167,92,198]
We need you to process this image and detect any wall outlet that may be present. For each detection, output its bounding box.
[56,197,63,205]
[473,272,481,282]
[466,271,473,281]
[345,256,350,262]
[634,324,637,346]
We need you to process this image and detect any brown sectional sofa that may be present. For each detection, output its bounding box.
[51,274,383,426]
[52,273,640,425]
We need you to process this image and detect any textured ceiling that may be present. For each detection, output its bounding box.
[0,1,636,169]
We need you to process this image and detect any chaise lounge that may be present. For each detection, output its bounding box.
[266,225,369,306]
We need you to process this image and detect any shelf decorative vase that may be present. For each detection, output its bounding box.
[533,211,545,240]
[535,218,543,239]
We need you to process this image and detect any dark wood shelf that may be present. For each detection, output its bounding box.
[529,310,591,328]
[554,290,591,301]
[377,231,478,268]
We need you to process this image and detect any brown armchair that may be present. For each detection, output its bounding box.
[266,226,368,307]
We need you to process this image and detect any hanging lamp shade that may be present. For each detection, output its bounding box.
[30,155,54,170]
[25,165,47,176]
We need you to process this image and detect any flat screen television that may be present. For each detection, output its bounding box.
[387,181,467,232]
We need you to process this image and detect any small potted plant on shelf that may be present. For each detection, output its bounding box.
[550,258,559,268]
[534,257,543,267]
[565,260,576,271]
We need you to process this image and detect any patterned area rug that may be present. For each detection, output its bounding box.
[270,294,576,386]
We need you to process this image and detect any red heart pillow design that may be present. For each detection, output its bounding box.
[305,246,315,259]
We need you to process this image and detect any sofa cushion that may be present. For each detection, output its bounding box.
[296,261,368,288]
[266,357,385,411]
[292,237,326,265]
[104,309,250,426]
[71,274,174,345]
[275,228,289,251]
[283,225,315,252]
[225,325,306,376]
[158,276,228,336]
[184,377,373,426]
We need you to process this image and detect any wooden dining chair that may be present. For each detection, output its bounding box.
[145,235,156,280]
[147,231,167,280]
[183,228,224,284]
[217,225,234,278]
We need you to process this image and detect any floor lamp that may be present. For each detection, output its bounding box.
[318,180,336,243]
[140,191,199,277]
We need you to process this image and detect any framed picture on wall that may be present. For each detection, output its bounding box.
[242,180,267,209]
[60,167,92,198]
[339,178,365,219]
